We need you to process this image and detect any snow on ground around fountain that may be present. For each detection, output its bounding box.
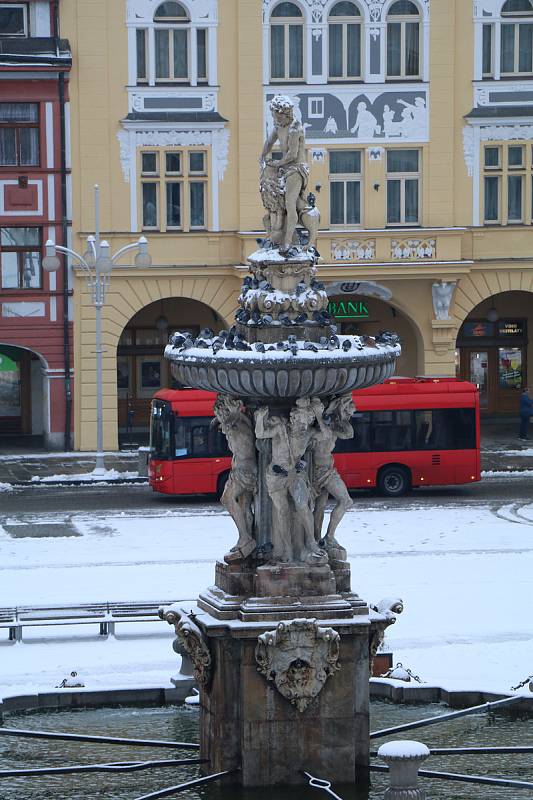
[1,497,533,700]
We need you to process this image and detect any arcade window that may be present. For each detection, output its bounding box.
[0,103,39,167]
[0,227,41,290]
[329,149,362,226]
[386,0,421,80]
[0,4,27,36]
[141,148,207,231]
[386,149,420,225]
[483,143,531,224]
[270,2,304,81]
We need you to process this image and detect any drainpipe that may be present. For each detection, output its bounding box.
[53,0,72,450]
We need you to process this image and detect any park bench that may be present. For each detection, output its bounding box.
[0,600,190,642]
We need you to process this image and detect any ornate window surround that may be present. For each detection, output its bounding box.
[463,118,533,225]
[473,0,533,81]
[117,122,229,233]
[126,0,218,88]
[262,0,429,85]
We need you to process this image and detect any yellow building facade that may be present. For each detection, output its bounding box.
[61,0,533,450]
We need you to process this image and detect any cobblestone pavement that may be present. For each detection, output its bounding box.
[0,422,532,485]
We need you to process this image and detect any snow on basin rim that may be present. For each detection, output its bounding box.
[378,741,430,759]
[165,339,401,363]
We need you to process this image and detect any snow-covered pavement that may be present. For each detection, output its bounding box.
[1,495,532,700]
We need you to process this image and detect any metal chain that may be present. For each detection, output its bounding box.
[383,661,423,683]
[511,674,533,691]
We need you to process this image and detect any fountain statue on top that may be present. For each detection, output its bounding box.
[161,95,403,788]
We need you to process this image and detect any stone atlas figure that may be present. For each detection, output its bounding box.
[213,395,257,562]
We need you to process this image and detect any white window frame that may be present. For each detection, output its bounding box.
[327,3,362,81]
[0,3,28,37]
[500,16,533,76]
[328,149,363,226]
[308,97,324,118]
[269,3,305,82]
[386,148,421,226]
[386,1,422,80]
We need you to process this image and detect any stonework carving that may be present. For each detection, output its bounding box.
[260,95,320,253]
[462,126,475,177]
[117,127,230,183]
[160,607,212,689]
[391,239,436,260]
[255,619,340,712]
[369,597,404,674]
[432,280,457,321]
[214,396,257,562]
[332,240,375,261]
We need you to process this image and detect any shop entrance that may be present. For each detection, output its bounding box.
[457,294,530,416]
[0,344,46,441]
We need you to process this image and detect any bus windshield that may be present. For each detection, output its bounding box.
[150,401,230,460]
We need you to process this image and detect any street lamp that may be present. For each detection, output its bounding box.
[43,185,152,474]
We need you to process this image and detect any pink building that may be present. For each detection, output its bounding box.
[0,1,72,448]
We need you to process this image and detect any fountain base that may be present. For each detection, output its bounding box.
[194,605,374,787]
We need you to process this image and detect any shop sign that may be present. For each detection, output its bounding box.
[498,320,524,337]
[328,300,370,320]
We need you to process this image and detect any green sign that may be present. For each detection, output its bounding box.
[328,300,370,320]
[0,354,18,373]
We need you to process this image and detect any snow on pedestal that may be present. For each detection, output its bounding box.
[378,740,430,799]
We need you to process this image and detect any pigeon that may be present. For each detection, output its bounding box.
[330,324,338,335]
[342,339,352,352]
[272,464,288,477]
[328,335,340,350]
[276,341,285,350]
[251,310,261,324]
[254,342,266,353]
[296,282,307,294]
[234,339,251,351]
[278,314,292,327]
[199,327,214,340]
[319,336,328,349]
[195,339,209,349]
[294,313,308,325]
[235,308,249,324]
[287,335,298,345]
[219,330,228,340]
[171,332,187,348]
[212,341,224,354]
[304,341,318,353]
[182,336,195,350]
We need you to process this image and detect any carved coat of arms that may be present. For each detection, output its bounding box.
[255,619,340,712]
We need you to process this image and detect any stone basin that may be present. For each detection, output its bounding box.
[166,339,400,401]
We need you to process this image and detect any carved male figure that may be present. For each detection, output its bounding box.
[214,396,257,562]
[432,280,457,321]
[260,95,319,252]
[255,400,326,565]
[311,395,355,561]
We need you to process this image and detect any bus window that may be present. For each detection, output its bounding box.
[414,408,476,450]
[150,401,173,459]
[191,424,210,457]
[371,410,413,452]
[174,418,189,457]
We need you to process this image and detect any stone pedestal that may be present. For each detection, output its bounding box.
[194,607,373,787]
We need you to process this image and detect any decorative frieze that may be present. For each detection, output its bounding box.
[391,239,436,260]
[331,240,376,261]
[255,619,341,712]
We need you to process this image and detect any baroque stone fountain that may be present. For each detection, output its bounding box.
[160,94,402,787]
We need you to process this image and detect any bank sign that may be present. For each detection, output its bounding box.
[328,300,370,320]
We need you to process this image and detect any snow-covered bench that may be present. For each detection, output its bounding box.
[0,600,189,642]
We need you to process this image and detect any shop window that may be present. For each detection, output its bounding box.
[329,150,362,225]
[386,149,420,225]
[0,103,39,167]
[386,0,421,80]
[270,2,304,81]
[328,2,361,81]
[498,346,523,389]
[140,148,207,231]
[0,4,27,36]
[500,0,533,77]
[0,227,41,290]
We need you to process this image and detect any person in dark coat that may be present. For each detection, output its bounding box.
[519,388,533,440]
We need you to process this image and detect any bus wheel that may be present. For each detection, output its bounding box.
[377,466,410,497]
[217,471,229,500]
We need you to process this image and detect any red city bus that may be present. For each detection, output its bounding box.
[149,378,480,498]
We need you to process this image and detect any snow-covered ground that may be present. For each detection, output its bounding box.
[1,495,532,700]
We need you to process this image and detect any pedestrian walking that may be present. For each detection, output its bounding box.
[519,387,533,441]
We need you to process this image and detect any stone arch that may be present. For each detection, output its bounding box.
[75,272,240,451]
[453,269,533,326]
[0,343,51,444]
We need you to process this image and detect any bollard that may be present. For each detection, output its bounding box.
[138,446,151,477]
[378,740,430,799]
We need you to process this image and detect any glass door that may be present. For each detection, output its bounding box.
[469,350,489,410]
[497,346,524,414]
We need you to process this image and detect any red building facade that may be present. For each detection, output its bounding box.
[0,1,72,448]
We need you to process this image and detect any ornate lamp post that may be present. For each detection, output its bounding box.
[43,185,152,474]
